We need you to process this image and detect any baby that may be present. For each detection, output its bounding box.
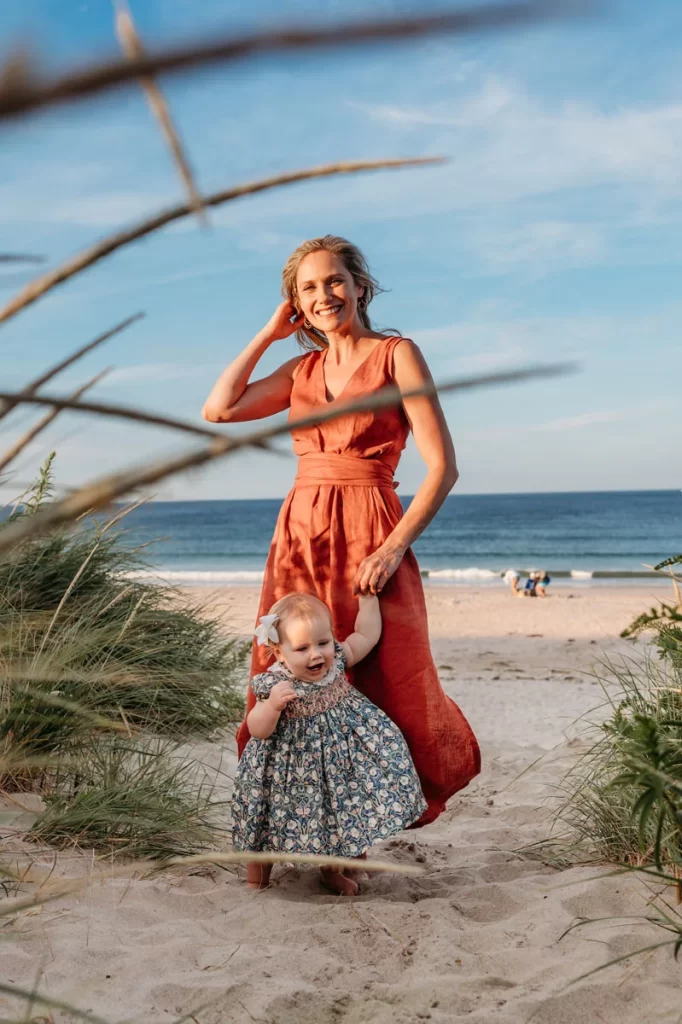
[231,591,426,894]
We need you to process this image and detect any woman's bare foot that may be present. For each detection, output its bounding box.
[246,862,272,889]
[320,868,359,896]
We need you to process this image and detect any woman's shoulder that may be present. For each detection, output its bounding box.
[388,336,420,357]
[380,336,429,380]
[292,347,324,379]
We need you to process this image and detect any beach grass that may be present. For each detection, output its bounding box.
[26,736,227,859]
[554,562,682,977]
[558,555,682,877]
[558,650,682,870]
[1,455,247,860]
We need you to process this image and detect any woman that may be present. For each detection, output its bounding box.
[203,235,480,830]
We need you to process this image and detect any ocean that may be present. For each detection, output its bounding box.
[116,490,680,586]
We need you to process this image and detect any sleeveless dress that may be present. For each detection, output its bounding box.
[231,642,427,856]
[236,336,480,826]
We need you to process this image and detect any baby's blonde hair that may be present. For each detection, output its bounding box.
[267,592,332,646]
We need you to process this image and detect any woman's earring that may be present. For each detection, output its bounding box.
[303,317,312,329]
[358,295,367,312]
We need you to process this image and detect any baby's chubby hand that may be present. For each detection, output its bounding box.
[268,679,297,712]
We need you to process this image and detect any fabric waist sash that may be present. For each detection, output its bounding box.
[294,452,397,489]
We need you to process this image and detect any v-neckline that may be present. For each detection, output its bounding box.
[320,340,385,405]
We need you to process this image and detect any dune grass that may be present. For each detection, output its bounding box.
[558,556,682,877]
[557,650,682,872]
[553,560,682,979]
[0,455,247,858]
[27,737,226,858]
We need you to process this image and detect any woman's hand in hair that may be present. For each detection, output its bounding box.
[261,301,305,344]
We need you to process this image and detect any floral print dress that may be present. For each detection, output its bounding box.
[231,643,427,858]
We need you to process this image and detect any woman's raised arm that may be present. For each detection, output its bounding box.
[202,301,305,423]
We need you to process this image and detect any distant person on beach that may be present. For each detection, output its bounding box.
[536,571,550,597]
[203,235,480,889]
[524,572,539,597]
[232,592,426,894]
[503,568,521,595]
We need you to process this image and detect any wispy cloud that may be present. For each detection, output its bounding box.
[529,410,623,433]
[50,261,250,306]
[350,78,514,129]
[412,333,530,376]
[347,76,682,214]
[412,302,682,371]
[458,408,625,445]
[44,192,173,229]
[15,75,682,242]
[104,363,204,385]
[474,220,604,273]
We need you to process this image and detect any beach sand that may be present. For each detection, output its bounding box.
[4,582,681,1024]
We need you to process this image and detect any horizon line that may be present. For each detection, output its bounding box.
[114,487,680,503]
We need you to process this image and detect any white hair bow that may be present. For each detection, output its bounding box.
[254,613,280,646]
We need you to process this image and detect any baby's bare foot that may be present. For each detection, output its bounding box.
[246,863,272,889]
[345,852,370,882]
[320,868,359,896]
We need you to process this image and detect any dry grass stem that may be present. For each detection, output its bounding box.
[0,252,46,263]
[114,1,208,226]
[0,361,574,556]
[0,389,240,440]
[0,2,590,121]
[0,369,109,475]
[0,312,143,421]
[169,850,422,875]
[0,158,443,326]
[0,980,111,1024]
[32,541,104,662]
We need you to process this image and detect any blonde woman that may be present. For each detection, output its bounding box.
[203,235,480,828]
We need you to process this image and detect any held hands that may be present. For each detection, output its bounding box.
[352,544,405,596]
[267,679,297,712]
[261,301,305,344]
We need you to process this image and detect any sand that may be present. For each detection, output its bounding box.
[3,582,681,1024]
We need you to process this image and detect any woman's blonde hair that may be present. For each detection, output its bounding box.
[281,235,396,351]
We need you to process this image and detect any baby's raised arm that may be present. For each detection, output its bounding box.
[342,595,382,667]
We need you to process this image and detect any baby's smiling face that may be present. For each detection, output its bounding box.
[275,610,335,682]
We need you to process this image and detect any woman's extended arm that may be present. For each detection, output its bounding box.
[202,302,304,423]
[353,340,458,596]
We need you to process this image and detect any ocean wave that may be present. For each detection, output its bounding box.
[124,566,660,587]
[124,569,265,584]
[425,568,500,580]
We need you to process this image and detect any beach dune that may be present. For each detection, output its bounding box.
[3,583,680,1024]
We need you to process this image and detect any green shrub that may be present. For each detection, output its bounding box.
[558,653,682,870]
[1,456,247,859]
[28,738,226,859]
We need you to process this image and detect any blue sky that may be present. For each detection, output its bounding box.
[1,0,681,499]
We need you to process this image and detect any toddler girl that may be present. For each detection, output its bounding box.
[231,591,426,895]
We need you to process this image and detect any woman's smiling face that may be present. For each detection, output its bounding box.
[295,249,363,334]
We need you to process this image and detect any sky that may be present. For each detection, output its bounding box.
[1,0,681,500]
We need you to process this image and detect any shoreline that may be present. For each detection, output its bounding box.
[127,570,673,587]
